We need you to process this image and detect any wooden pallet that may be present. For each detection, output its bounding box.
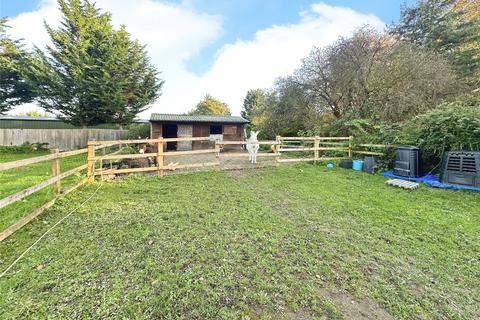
[385,179,419,190]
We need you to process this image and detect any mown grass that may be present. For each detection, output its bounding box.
[0,151,87,231]
[0,165,478,319]
[0,150,49,163]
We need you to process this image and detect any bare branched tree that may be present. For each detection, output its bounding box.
[294,27,462,123]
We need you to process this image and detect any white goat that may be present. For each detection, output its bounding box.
[246,131,260,164]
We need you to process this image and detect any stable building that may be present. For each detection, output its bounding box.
[149,114,249,151]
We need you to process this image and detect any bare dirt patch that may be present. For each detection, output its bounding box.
[318,288,394,320]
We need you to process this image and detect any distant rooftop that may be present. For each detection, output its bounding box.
[0,115,149,123]
[150,113,249,124]
[0,115,58,121]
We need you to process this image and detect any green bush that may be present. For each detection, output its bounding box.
[329,102,480,171]
[402,102,480,169]
[125,124,150,139]
[327,118,378,137]
[0,142,49,154]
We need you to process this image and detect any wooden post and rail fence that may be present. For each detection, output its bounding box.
[0,135,393,241]
[85,135,391,181]
[0,144,115,241]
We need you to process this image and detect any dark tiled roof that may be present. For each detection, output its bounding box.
[150,113,249,124]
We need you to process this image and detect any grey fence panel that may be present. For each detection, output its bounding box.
[0,129,128,150]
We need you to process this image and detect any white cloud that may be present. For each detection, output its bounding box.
[198,3,385,115]
[6,1,385,117]
[7,0,222,116]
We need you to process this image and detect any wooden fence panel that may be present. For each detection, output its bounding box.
[0,128,127,150]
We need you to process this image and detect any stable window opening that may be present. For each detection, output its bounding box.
[210,125,222,135]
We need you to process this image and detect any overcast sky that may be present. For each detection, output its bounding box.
[1,0,412,118]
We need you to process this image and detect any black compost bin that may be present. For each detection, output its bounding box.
[393,146,421,178]
[440,151,480,187]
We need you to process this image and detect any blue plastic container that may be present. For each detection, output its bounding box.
[352,160,364,171]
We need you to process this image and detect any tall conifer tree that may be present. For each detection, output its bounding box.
[30,0,163,126]
[0,19,35,114]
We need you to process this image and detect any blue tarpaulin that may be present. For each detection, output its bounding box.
[423,180,480,192]
[381,171,438,183]
[381,171,480,192]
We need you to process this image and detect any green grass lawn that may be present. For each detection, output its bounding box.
[0,151,87,231]
[0,150,49,163]
[0,165,478,319]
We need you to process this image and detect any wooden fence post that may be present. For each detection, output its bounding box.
[87,144,95,184]
[214,140,220,158]
[100,146,106,181]
[157,138,164,177]
[51,148,60,193]
[314,136,319,162]
[348,136,353,159]
[275,135,282,163]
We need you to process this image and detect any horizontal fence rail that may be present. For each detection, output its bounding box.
[276,136,353,162]
[87,137,224,181]
[0,144,119,241]
[0,164,87,210]
[87,137,212,145]
[85,136,396,181]
[220,152,280,158]
[0,179,86,242]
[277,157,351,163]
[352,150,385,156]
[278,147,349,152]
[0,135,395,241]
[0,144,112,172]
[217,141,280,145]
[281,136,351,141]
[87,136,383,182]
[0,137,395,195]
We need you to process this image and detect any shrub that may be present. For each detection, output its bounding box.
[326,118,380,138]
[125,124,150,140]
[333,102,480,171]
[402,102,480,169]
[0,142,49,154]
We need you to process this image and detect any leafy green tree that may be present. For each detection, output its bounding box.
[189,94,231,116]
[256,78,314,138]
[391,0,480,88]
[16,110,49,117]
[29,0,163,126]
[0,18,36,114]
[241,89,265,121]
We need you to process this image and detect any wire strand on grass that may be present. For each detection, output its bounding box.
[0,184,102,278]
